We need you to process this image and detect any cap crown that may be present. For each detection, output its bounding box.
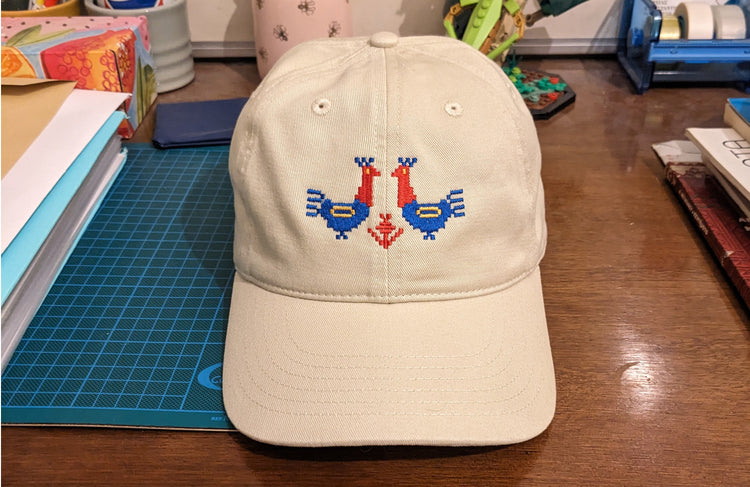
[229,34,546,303]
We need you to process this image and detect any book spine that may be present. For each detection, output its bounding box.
[724,103,750,143]
[666,165,750,307]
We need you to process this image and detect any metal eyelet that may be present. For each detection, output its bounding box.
[312,98,332,115]
[444,101,463,117]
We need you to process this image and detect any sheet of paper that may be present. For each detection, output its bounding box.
[1,89,129,252]
[652,140,703,166]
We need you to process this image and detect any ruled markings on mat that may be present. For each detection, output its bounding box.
[2,146,235,429]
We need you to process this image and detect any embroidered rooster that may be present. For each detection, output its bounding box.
[306,157,380,239]
[392,157,465,240]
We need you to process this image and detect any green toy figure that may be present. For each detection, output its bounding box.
[443,0,587,119]
[444,0,588,62]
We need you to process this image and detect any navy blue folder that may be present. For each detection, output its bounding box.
[152,97,248,149]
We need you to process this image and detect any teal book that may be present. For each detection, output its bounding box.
[1,111,126,371]
[1,111,125,304]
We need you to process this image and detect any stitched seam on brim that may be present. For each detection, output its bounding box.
[235,263,541,303]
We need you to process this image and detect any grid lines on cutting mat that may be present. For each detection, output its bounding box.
[2,146,234,425]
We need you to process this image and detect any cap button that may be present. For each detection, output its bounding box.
[369,32,399,48]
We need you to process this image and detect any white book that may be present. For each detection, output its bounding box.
[685,127,750,216]
[0,133,126,372]
[1,89,129,253]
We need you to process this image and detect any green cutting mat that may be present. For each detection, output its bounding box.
[2,144,235,430]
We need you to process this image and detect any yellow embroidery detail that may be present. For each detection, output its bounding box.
[415,206,442,218]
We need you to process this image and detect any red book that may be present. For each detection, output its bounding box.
[665,161,750,308]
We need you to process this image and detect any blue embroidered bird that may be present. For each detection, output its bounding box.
[306,157,380,239]
[391,157,465,240]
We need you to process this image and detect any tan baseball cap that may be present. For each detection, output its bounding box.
[224,32,555,446]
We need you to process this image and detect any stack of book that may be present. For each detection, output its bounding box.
[655,98,750,308]
[0,80,130,371]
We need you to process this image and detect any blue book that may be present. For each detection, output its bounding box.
[729,98,750,123]
[725,98,750,143]
[728,98,750,123]
[1,111,126,370]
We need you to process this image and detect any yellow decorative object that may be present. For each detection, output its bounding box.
[1,0,81,17]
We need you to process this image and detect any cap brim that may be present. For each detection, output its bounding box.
[223,267,555,447]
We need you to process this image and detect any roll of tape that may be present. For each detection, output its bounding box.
[712,5,747,40]
[659,15,682,40]
[675,3,714,40]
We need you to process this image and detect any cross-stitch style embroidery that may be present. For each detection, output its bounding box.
[392,157,465,240]
[368,214,404,249]
[306,157,379,239]
[307,157,464,243]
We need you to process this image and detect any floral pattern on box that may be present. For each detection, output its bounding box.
[2,16,157,138]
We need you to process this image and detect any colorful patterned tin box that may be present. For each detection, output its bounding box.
[1,16,157,138]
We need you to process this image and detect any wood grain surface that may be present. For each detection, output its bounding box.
[3,57,749,486]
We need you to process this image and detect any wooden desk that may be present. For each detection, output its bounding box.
[3,58,749,486]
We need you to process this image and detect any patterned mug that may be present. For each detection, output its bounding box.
[252,0,353,78]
